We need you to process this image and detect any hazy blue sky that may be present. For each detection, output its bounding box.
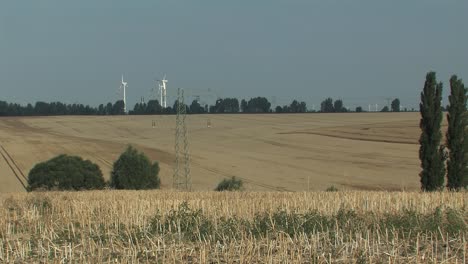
[1,0,467,110]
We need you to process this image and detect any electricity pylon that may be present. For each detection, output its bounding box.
[173,88,191,190]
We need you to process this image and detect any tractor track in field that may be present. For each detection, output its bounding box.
[91,154,113,168]
[98,157,113,167]
[193,161,290,192]
[279,130,417,145]
[0,145,27,190]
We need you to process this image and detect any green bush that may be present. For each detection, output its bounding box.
[150,202,213,241]
[28,154,105,191]
[325,185,338,192]
[110,146,160,190]
[215,176,243,191]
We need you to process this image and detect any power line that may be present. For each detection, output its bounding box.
[173,88,191,191]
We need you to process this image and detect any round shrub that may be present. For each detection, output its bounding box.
[110,146,160,190]
[215,176,243,191]
[28,154,105,191]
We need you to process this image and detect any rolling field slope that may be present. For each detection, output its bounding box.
[0,113,432,192]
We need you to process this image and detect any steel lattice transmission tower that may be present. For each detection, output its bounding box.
[173,88,191,190]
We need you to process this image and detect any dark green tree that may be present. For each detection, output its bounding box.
[244,97,271,113]
[34,102,50,115]
[28,155,105,191]
[391,98,400,112]
[320,98,334,113]
[213,99,225,113]
[419,72,446,191]
[211,98,239,113]
[288,100,307,113]
[131,102,146,115]
[189,100,205,114]
[240,99,248,113]
[112,100,125,115]
[290,100,300,113]
[299,102,307,113]
[25,103,34,115]
[98,104,105,115]
[446,75,468,190]
[333,99,346,112]
[146,100,162,114]
[110,146,160,190]
[0,101,8,115]
[355,106,363,112]
[224,98,240,113]
[162,106,173,114]
[215,176,244,191]
[381,106,389,112]
[105,102,113,115]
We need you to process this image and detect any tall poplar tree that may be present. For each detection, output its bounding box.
[419,72,446,191]
[446,75,468,190]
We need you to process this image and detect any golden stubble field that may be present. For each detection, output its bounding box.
[0,191,466,263]
[0,113,431,193]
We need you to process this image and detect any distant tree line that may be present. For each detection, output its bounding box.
[0,100,128,116]
[0,96,412,116]
[275,100,307,113]
[0,96,303,116]
[320,98,347,113]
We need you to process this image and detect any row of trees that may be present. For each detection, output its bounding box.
[1,97,409,116]
[0,101,129,116]
[419,72,467,191]
[0,97,305,116]
[276,100,307,113]
[28,146,160,191]
[322,98,404,113]
[320,98,347,113]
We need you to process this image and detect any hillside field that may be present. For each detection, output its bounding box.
[0,113,430,192]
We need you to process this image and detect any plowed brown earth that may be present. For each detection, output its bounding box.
[0,113,437,192]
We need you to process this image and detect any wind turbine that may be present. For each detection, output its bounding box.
[120,74,128,113]
[157,74,168,108]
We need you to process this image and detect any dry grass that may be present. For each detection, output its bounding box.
[1,190,466,263]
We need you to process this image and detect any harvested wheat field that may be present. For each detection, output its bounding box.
[1,113,466,263]
[1,191,466,263]
[0,113,435,192]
